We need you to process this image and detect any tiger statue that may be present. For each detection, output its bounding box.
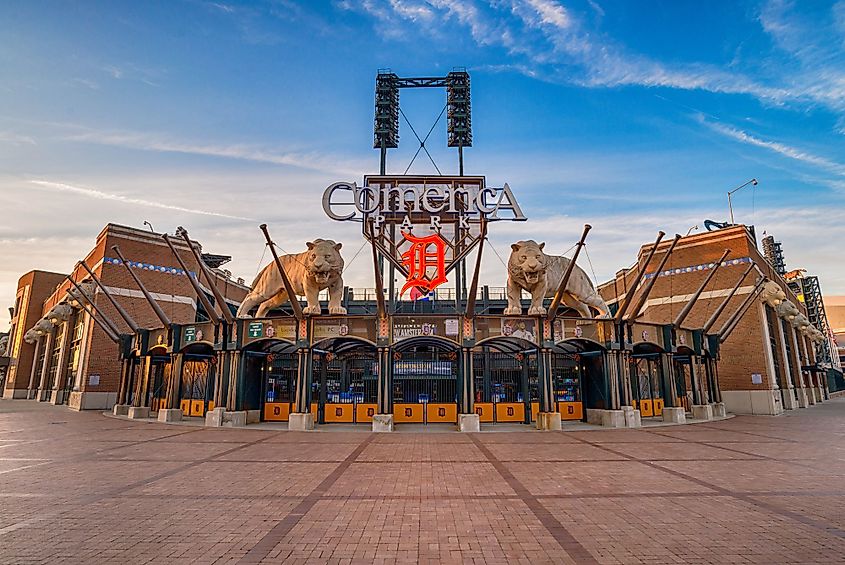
[504,240,609,318]
[237,239,346,318]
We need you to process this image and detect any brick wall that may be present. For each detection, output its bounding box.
[598,226,807,393]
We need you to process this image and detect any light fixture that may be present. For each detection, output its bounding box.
[727,178,758,224]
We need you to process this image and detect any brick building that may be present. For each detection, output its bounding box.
[2,224,248,410]
[599,225,829,416]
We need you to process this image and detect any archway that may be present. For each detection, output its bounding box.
[631,342,666,418]
[553,338,607,420]
[179,342,216,417]
[672,346,695,411]
[311,337,378,424]
[146,344,171,412]
[392,336,459,424]
[472,336,537,424]
[242,338,298,422]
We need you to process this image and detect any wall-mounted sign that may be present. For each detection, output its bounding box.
[88,374,100,386]
[184,326,197,343]
[244,320,297,343]
[751,373,763,384]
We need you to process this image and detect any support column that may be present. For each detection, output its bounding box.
[372,345,394,432]
[690,357,713,420]
[289,346,314,431]
[37,329,56,401]
[535,347,561,430]
[51,321,73,404]
[26,337,43,399]
[589,349,630,428]
[775,319,797,410]
[661,352,685,423]
[457,345,481,431]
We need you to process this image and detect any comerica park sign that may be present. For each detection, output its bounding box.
[322,179,527,229]
[322,175,525,295]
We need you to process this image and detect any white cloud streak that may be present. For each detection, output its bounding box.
[28,180,256,222]
[702,119,845,178]
[64,129,368,176]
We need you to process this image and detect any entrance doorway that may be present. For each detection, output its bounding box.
[392,337,458,424]
[311,338,378,424]
[631,343,665,417]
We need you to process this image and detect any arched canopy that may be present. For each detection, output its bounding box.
[474,336,537,354]
[632,342,665,357]
[147,344,169,358]
[552,338,606,355]
[242,338,297,355]
[180,342,215,357]
[393,335,459,353]
[312,336,376,354]
[674,345,695,356]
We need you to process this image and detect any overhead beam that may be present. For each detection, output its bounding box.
[77,260,140,332]
[547,224,591,320]
[626,234,681,321]
[673,249,731,329]
[614,231,665,324]
[112,245,172,328]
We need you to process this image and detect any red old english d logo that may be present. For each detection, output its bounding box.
[438,407,445,417]
[400,232,448,295]
[367,407,374,417]
[405,408,412,417]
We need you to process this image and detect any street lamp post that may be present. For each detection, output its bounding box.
[727,178,758,224]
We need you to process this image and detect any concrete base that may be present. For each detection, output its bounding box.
[662,406,686,424]
[796,388,809,408]
[112,404,130,417]
[534,412,561,431]
[127,406,150,419]
[37,389,50,402]
[224,411,248,428]
[621,406,641,428]
[3,388,30,399]
[691,404,713,421]
[27,389,37,399]
[458,413,482,432]
[721,389,785,416]
[817,387,826,402]
[288,412,315,431]
[372,414,394,433]
[247,410,261,424]
[158,408,182,423]
[205,407,226,427]
[781,388,798,410]
[711,402,726,418]
[67,391,118,411]
[49,390,66,405]
[586,409,626,428]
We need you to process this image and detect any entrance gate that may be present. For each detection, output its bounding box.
[673,347,695,411]
[312,342,378,424]
[472,338,536,424]
[392,338,458,424]
[241,339,298,421]
[179,344,216,417]
[147,355,170,412]
[552,338,606,420]
[631,343,665,417]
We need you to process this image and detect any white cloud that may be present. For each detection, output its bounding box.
[28,180,256,221]
[701,118,845,178]
[63,128,370,176]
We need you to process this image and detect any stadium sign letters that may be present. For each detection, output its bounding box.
[322,182,527,228]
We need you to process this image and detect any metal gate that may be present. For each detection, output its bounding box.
[147,357,170,411]
[673,356,693,411]
[260,352,297,421]
[392,348,457,424]
[552,353,585,421]
[630,354,664,417]
[472,349,532,424]
[180,356,215,417]
[312,350,379,424]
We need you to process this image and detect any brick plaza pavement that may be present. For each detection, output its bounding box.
[1,400,844,564]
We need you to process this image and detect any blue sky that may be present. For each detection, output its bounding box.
[1,0,844,324]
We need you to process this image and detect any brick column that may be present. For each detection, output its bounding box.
[660,352,677,407]
[26,337,43,399]
[36,329,55,401]
[51,321,74,404]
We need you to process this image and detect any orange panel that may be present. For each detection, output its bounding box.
[426,403,457,423]
[264,402,290,422]
[557,401,583,421]
[325,403,354,423]
[356,403,377,423]
[495,402,524,422]
[393,403,424,423]
[310,403,318,419]
[180,399,190,416]
[640,399,654,417]
[653,398,664,416]
[207,401,215,411]
[531,402,539,421]
[474,402,494,423]
[190,400,205,417]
